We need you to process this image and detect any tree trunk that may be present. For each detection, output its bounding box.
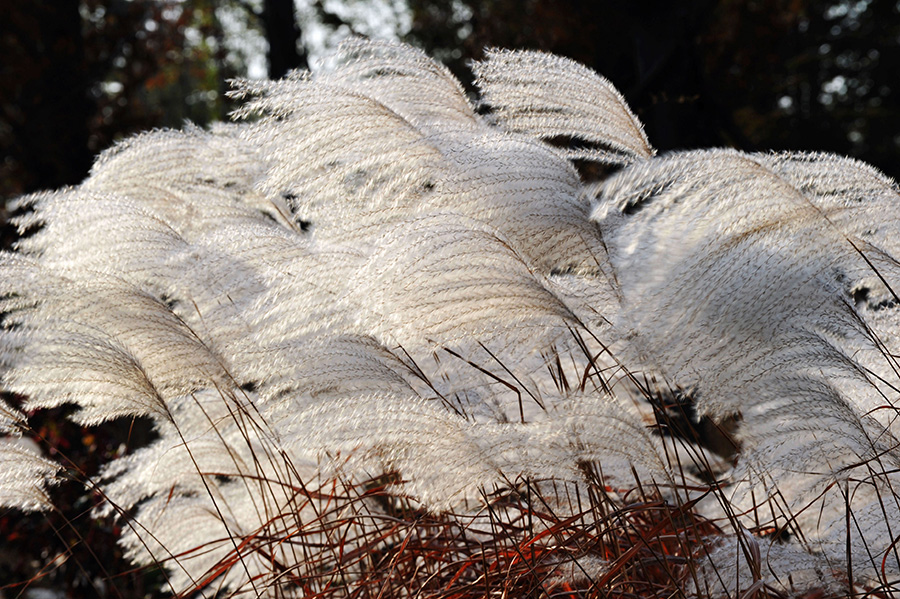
[263,0,307,79]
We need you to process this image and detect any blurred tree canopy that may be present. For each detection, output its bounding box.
[1,0,899,205]
[1,0,262,199]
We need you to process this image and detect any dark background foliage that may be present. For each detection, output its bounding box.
[0,0,898,596]
[2,0,898,204]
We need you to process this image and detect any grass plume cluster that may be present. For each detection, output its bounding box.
[2,39,900,598]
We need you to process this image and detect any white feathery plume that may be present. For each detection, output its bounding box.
[473,48,654,165]
[0,256,229,423]
[686,533,840,597]
[593,148,900,590]
[0,402,60,512]
[318,38,477,130]
[0,436,60,512]
[82,125,294,235]
[349,213,577,349]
